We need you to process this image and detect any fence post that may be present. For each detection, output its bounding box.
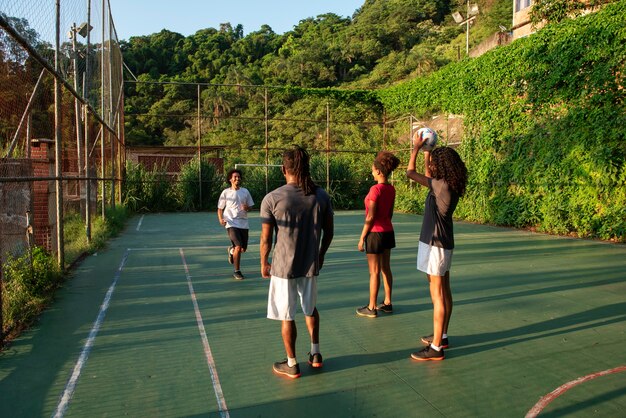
[0,251,3,348]
[54,0,64,269]
[264,88,269,195]
[101,0,106,220]
[84,0,92,240]
[71,24,86,219]
[326,102,330,191]
[382,110,387,150]
[109,11,115,209]
[197,84,202,207]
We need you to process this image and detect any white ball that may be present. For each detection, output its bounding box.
[415,127,438,151]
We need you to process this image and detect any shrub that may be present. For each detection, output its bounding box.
[122,161,174,212]
[174,157,223,211]
[1,247,62,338]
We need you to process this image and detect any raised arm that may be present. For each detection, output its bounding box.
[406,130,431,187]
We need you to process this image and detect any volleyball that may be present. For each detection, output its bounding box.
[414,126,438,151]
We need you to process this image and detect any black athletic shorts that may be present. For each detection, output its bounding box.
[365,231,396,254]
[227,227,249,251]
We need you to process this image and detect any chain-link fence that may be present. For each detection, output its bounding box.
[1,0,124,344]
[123,80,464,209]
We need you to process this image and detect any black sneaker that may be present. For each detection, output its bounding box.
[273,360,301,378]
[420,334,449,349]
[233,271,244,280]
[411,345,445,361]
[356,305,377,318]
[227,246,234,264]
[376,302,393,313]
[308,352,323,368]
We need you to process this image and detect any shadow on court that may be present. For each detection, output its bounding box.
[1,211,625,417]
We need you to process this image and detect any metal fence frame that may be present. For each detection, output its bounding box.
[0,0,124,345]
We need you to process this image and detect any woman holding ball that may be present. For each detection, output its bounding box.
[406,129,468,361]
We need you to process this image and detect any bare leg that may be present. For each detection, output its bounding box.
[428,274,445,347]
[305,307,320,344]
[281,320,297,358]
[380,249,393,305]
[233,246,244,271]
[367,253,381,310]
[442,271,452,334]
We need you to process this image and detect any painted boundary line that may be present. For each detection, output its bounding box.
[52,249,130,418]
[179,248,230,418]
[525,365,626,417]
[136,214,144,231]
[129,246,228,251]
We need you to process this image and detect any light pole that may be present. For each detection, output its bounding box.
[68,22,92,219]
[452,1,479,55]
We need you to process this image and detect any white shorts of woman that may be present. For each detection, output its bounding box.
[417,241,453,276]
[267,276,317,321]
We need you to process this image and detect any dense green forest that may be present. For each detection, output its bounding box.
[121,0,511,147]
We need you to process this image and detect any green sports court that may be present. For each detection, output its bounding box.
[1,211,625,417]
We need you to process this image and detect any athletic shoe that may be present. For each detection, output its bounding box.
[356,305,377,318]
[273,360,301,378]
[376,302,393,313]
[420,334,449,349]
[411,345,445,361]
[308,352,323,368]
[227,246,234,264]
[233,271,244,280]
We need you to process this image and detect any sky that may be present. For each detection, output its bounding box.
[108,0,365,41]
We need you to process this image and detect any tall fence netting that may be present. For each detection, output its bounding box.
[1,0,124,343]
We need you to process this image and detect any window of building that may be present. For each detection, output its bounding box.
[516,0,533,12]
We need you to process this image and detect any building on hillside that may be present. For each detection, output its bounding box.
[125,146,225,176]
[511,0,537,40]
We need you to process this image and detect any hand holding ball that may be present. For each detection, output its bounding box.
[412,125,438,151]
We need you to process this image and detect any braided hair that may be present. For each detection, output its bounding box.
[283,145,318,195]
[430,147,468,197]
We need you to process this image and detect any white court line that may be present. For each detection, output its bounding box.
[128,246,232,251]
[52,250,130,418]
[136,214,144,231]
[179,248,230,418]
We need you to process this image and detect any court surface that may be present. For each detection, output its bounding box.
[1,211,625,417]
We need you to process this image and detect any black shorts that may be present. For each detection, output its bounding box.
[227,227,249,251]
[365,231,396,254]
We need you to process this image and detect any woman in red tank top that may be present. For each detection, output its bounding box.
[356,151,400,318]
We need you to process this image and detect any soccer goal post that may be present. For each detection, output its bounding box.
[234,163,282,195]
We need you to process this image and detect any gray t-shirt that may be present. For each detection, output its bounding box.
[419,178,459,249]
[260,183,333,279]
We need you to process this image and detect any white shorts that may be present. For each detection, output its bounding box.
[417,241,453,276]
[267,276,317,321]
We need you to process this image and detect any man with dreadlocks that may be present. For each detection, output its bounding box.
[406,130,468,362]
[260,146,334,379]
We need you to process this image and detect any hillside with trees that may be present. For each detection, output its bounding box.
[121,0,511,147]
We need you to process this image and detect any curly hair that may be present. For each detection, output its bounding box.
[430,147,468,197]
[373,151,400,177]
[283,145,318,195]
[226,168,242,182]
